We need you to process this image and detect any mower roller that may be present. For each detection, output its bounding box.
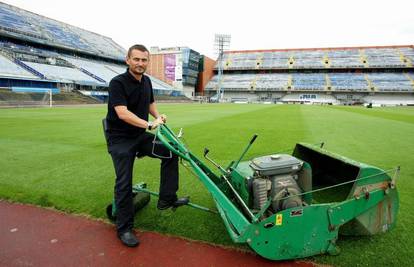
[106,124,399,260]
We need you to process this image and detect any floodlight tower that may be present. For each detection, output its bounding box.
[214,34,231,102]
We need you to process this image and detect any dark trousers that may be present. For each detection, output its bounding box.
[108,132,179,234]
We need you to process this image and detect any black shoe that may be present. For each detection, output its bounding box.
[118,231,140,247]
[157,197,190,210]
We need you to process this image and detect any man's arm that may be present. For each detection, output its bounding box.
[149,102,160,119]
[114,105,150,129]
[149,102,167,122]
[114,105,164,130]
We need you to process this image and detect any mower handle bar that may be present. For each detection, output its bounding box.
[156,124,190,160]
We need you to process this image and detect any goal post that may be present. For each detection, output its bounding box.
[0,87,56,107]
[39,88,53,107]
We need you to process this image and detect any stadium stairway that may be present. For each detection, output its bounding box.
[104,65,120,74]
[287,74,293,90]
[288,55,295,69]
[255,53,263,69]
[398,50,413,67]
[404,73,414,89]
[13,59,47,80]
[250,75,257,91]
[323,52,331,68]
[58,57,107,84]
[51,57,107,84]
[325,74,332,91]
[364,74,377,92]
[0,50,46,80]
[79,68,106,83]
[359,49,369,68]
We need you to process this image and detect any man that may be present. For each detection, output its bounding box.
[105,44,189,247]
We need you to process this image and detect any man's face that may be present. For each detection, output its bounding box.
[126,49,149,76]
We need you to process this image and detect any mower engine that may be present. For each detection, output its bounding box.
[249,154,305,213]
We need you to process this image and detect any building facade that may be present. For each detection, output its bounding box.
[148,46,202,98]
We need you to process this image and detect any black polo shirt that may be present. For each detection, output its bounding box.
[106,69,154,142]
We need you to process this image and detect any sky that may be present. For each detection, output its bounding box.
[2,0,414,59]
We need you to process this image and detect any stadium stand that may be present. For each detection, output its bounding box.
[23,61,104,85]
[61,56,118,83]
[0,2,186,106]
[0,53,38,79]
[0,2,124,60]
[327,49,363,68]
[206,46,414,105]
[329,73,368,91]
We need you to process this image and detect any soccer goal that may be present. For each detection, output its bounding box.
[0,87,55,107]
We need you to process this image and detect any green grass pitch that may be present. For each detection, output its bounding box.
[0,104,413,266]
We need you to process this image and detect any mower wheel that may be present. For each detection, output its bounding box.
[106,192,151,223]
[133,191,151,212]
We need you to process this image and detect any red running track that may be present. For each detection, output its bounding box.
[0,200,319,267]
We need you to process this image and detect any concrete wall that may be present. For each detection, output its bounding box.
[147,54,172,85]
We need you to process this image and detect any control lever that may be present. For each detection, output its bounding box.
[203,148,227,174]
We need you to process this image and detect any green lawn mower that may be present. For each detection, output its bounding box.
[106,124,399,260]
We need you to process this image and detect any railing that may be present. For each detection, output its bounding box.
[79,68,106,83]
[12,58,47,79]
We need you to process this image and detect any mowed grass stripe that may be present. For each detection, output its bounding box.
[171,104,308,161]
[300,105,414,165]
[298,105,414,266]
[154,103,273,128]
[330,105,414,124]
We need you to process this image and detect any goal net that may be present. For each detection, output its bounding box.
[0,88,54,107]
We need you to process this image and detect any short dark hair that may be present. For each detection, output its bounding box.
[127,44,149,58]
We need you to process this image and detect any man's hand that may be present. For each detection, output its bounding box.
[149,117,164,130]
[158,114,167,123]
